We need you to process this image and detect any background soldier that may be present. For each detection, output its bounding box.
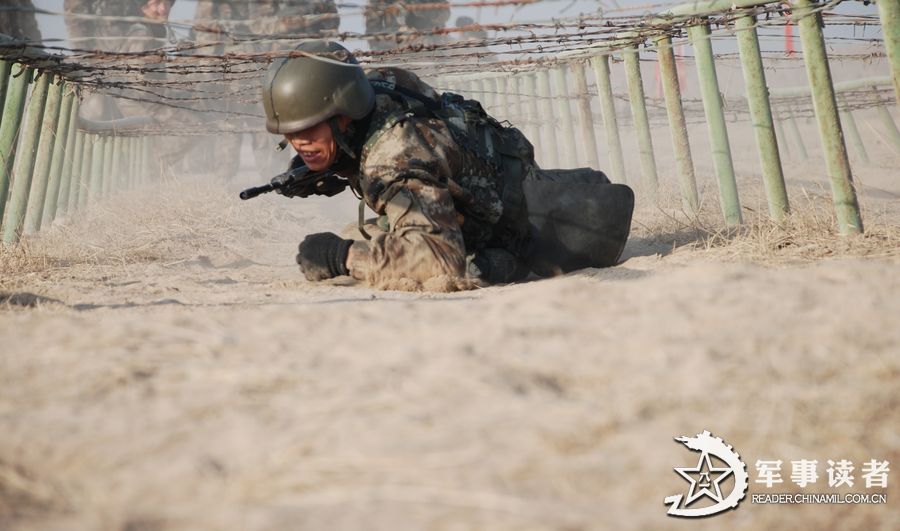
[0,0,42,44]
[364,0,450,51]
[192,0,341,179]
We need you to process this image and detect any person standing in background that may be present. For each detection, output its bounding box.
[192,0,341,180]
[364,0,450,52]
[0,0,43,44]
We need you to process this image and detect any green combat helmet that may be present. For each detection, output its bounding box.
[262,41,375,134]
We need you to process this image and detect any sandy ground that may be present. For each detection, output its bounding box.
[1,128,899,530]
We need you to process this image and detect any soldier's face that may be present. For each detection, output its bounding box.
[285,117,352,172]
[142,0,173,21]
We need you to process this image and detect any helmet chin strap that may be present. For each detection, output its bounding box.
[328,117,357,160]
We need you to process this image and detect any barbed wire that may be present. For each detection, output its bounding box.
[0,0,888,135]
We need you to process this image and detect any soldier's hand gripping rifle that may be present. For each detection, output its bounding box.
[239,164,349,200]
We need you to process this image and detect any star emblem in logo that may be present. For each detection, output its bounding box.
[674,450,734,506]
[665,431,748,517]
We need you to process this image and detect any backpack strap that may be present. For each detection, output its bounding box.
[370,79,441,117]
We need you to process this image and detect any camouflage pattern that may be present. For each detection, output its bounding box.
[0,0,42,43]
[194,0,338,48]
[63,0,96,50]
[365,0,451,51]
[250,0,339,41]
[342,68,534,287]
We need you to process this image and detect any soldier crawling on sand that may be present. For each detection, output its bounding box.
[243,41,635,291]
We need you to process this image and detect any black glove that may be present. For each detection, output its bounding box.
[296,233,353,281]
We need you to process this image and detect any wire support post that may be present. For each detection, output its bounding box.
[792,0,863,235]
[571,61,601,170]
[655,34,699,214]
[838,96,869,164]
[2,71,51,245]
[41,85,76,228]
[735,11,789,221]
[590,54,627,184]
[623,44,659,198]
[551,65,579,168]
[55,98,81,219]
[535,68,559,169]
[875,96,900,154]
[76,133,93,210]
[0,64,32,226]
[522,72,542,157]
[877,0,900,101]
[689,22,742,226]
[23,77,64,236]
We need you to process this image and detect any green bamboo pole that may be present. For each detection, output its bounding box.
[0,60,12,125]
[571,61,601,169]
[590,54,627,183]
[877,0,900,99]
[551,66,579,167]
[536,68,559,168]
[140,136,151,184]
[49,92,79,221]
[838,97,869,164]
[40,85,75,226]
[110,135,123,192]
[689,22,742,226]
[0,64,32,223]
[100,135,113,197]
[23,77,64,235]
[132,137,140,187]
[511,74,524,127]
[132,137,141,188]
[76,133,93,210]
[88,134,104,202]
[523,73,543,164]
[786,109,809,160]
[622,45,659,196]
[793,0,863,235]
[774,111,792,160]
[655,34,699,213]
[2,71,51,244]
[735,12,789,220]
[875,101,900,154]
[57,115,82,217]
[121,136,131,190]
[495,76,511,122]
[479,78,494,113]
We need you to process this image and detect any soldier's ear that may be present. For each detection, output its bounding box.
[336,115,353,132]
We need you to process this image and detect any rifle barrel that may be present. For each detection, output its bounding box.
[239,183,277,200]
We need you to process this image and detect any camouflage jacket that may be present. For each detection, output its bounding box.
[342,68,533,288]
[0,0,42,43]
[194,0,339,49]
[364,0,450,51]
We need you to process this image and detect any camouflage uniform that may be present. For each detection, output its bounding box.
[64,0,145,52]
[249,0,339,42]
[0,0,42,43]
[341,68,533,287]
[365,0,451,51]
[63,0,96,50]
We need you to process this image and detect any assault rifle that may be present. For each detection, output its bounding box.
[239,164,348,200]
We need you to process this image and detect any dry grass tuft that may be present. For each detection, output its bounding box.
[631,182,900,265]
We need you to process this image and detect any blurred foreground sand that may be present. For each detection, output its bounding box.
[1,157,898,530]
